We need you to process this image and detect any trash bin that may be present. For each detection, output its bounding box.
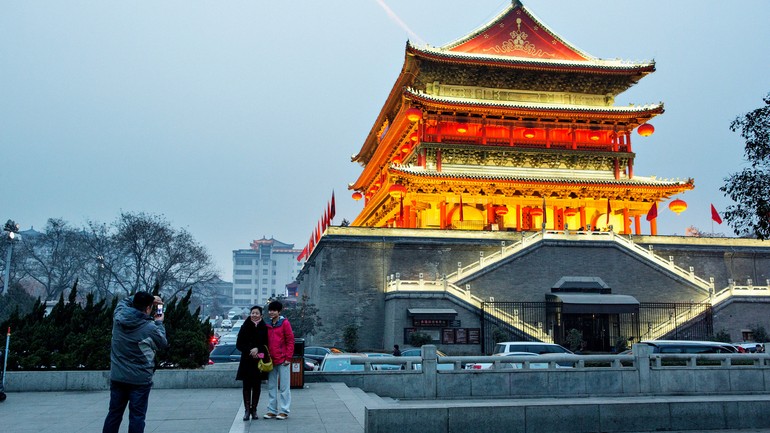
[290,338,305,389]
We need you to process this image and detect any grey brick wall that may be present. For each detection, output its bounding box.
[297,228,770,351]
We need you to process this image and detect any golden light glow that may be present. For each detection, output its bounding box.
[523,128,536,139]
[352,192,363,201]
[456,124,468,134]
[495,205,508,216]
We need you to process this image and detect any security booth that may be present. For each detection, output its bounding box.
[290,338,305,389]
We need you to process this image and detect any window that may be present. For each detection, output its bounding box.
[236,259,252,266]
[234,289,251,295]
[235,270,252,275]
[263,260,269,266]
[262,279,268,284]
[272,270,276,275]
[234,299,251,305]
[272,260,277,266]
[234,279,252,285]
[262,269,268,275]
[262,288,268,294]
[272,279,276,285]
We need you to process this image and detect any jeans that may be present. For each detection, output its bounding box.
[102,380,153,433]
[266,363,291,414]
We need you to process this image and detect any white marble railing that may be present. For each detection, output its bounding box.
[712,282,770,305]
[445,230,713,294]
[385,278,552,342]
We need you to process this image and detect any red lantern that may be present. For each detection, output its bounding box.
[389,184,407,198]
[405,107,422,122]
[352,191,363,201]
[564,208,578,217]
[495,205,508,216]
[409,132,419,142]
[529,207,543,217]
[523,128,536,139]
[637,123,655,137]
[668,199,687,214]
[589,131,601,141]
[456,123,468,134]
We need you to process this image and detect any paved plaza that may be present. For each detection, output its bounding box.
[0,383,364,433]
[2,382,770,433]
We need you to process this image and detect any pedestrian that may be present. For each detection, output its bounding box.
[102,292,167,433]
[236,305,269,421]
[263,301,295,420]
[392,344,401,356]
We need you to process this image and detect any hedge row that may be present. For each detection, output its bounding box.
[0,283,213,370]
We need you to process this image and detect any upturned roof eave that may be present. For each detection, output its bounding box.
[390,166,695,190]
[405,88,664,120]
[407,42,655,75]
[352,47,419,166]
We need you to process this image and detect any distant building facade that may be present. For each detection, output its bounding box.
[232,237,303,306]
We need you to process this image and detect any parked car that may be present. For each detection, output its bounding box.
[400,348,454,370]
[465,352,552,370]
[319,353,368,371]
[304,346,333,364]
[230,320,244,334]
[638,340,738,354]
[493,342,573,355]
[733,342,766,353]
[208,343,240,364]
[364,353,401,370]
[216,333,238,346]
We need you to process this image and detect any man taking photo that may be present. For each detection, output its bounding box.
[102,291,167,433]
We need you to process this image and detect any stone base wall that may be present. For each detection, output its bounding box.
[298,228,770,351]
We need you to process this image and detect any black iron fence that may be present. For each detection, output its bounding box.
[481,301,713,354]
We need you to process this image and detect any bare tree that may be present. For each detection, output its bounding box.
[92,212,218,298]
[17,218,90,300]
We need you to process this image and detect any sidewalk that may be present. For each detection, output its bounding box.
[0,383,364,433]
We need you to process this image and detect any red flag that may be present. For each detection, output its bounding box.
[646,202,658,221]
[711,204,722,224]
[330,191,336,220]
[322,205,329,231]
[297,245,308,261]
[459,195,464,222]
[399,196,404,220]
[606,199,612,225]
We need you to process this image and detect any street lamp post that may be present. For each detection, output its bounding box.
[2,220,21,296]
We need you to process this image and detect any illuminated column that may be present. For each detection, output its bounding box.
[440,201,447,229]
[486,204,495,225]
[622,208,631,234]
[436,149,442,172]
[579,206,586,230]
[545,127,551,149]
[649,217,658,236]
[516,204,521,232]
[634,215,641,235]
[628,158,634,179]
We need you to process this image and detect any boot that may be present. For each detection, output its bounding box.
[243,397,251,421]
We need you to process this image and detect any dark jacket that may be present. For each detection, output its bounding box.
[236,319,269,381]
[109,297,168,385]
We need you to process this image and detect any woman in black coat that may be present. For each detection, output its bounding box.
[236,305,269,421]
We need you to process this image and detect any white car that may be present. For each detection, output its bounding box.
[465,352,552,370]
[220,319,232,329]
[493,341,573,355]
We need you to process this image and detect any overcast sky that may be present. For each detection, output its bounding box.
[2,0,768,281]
